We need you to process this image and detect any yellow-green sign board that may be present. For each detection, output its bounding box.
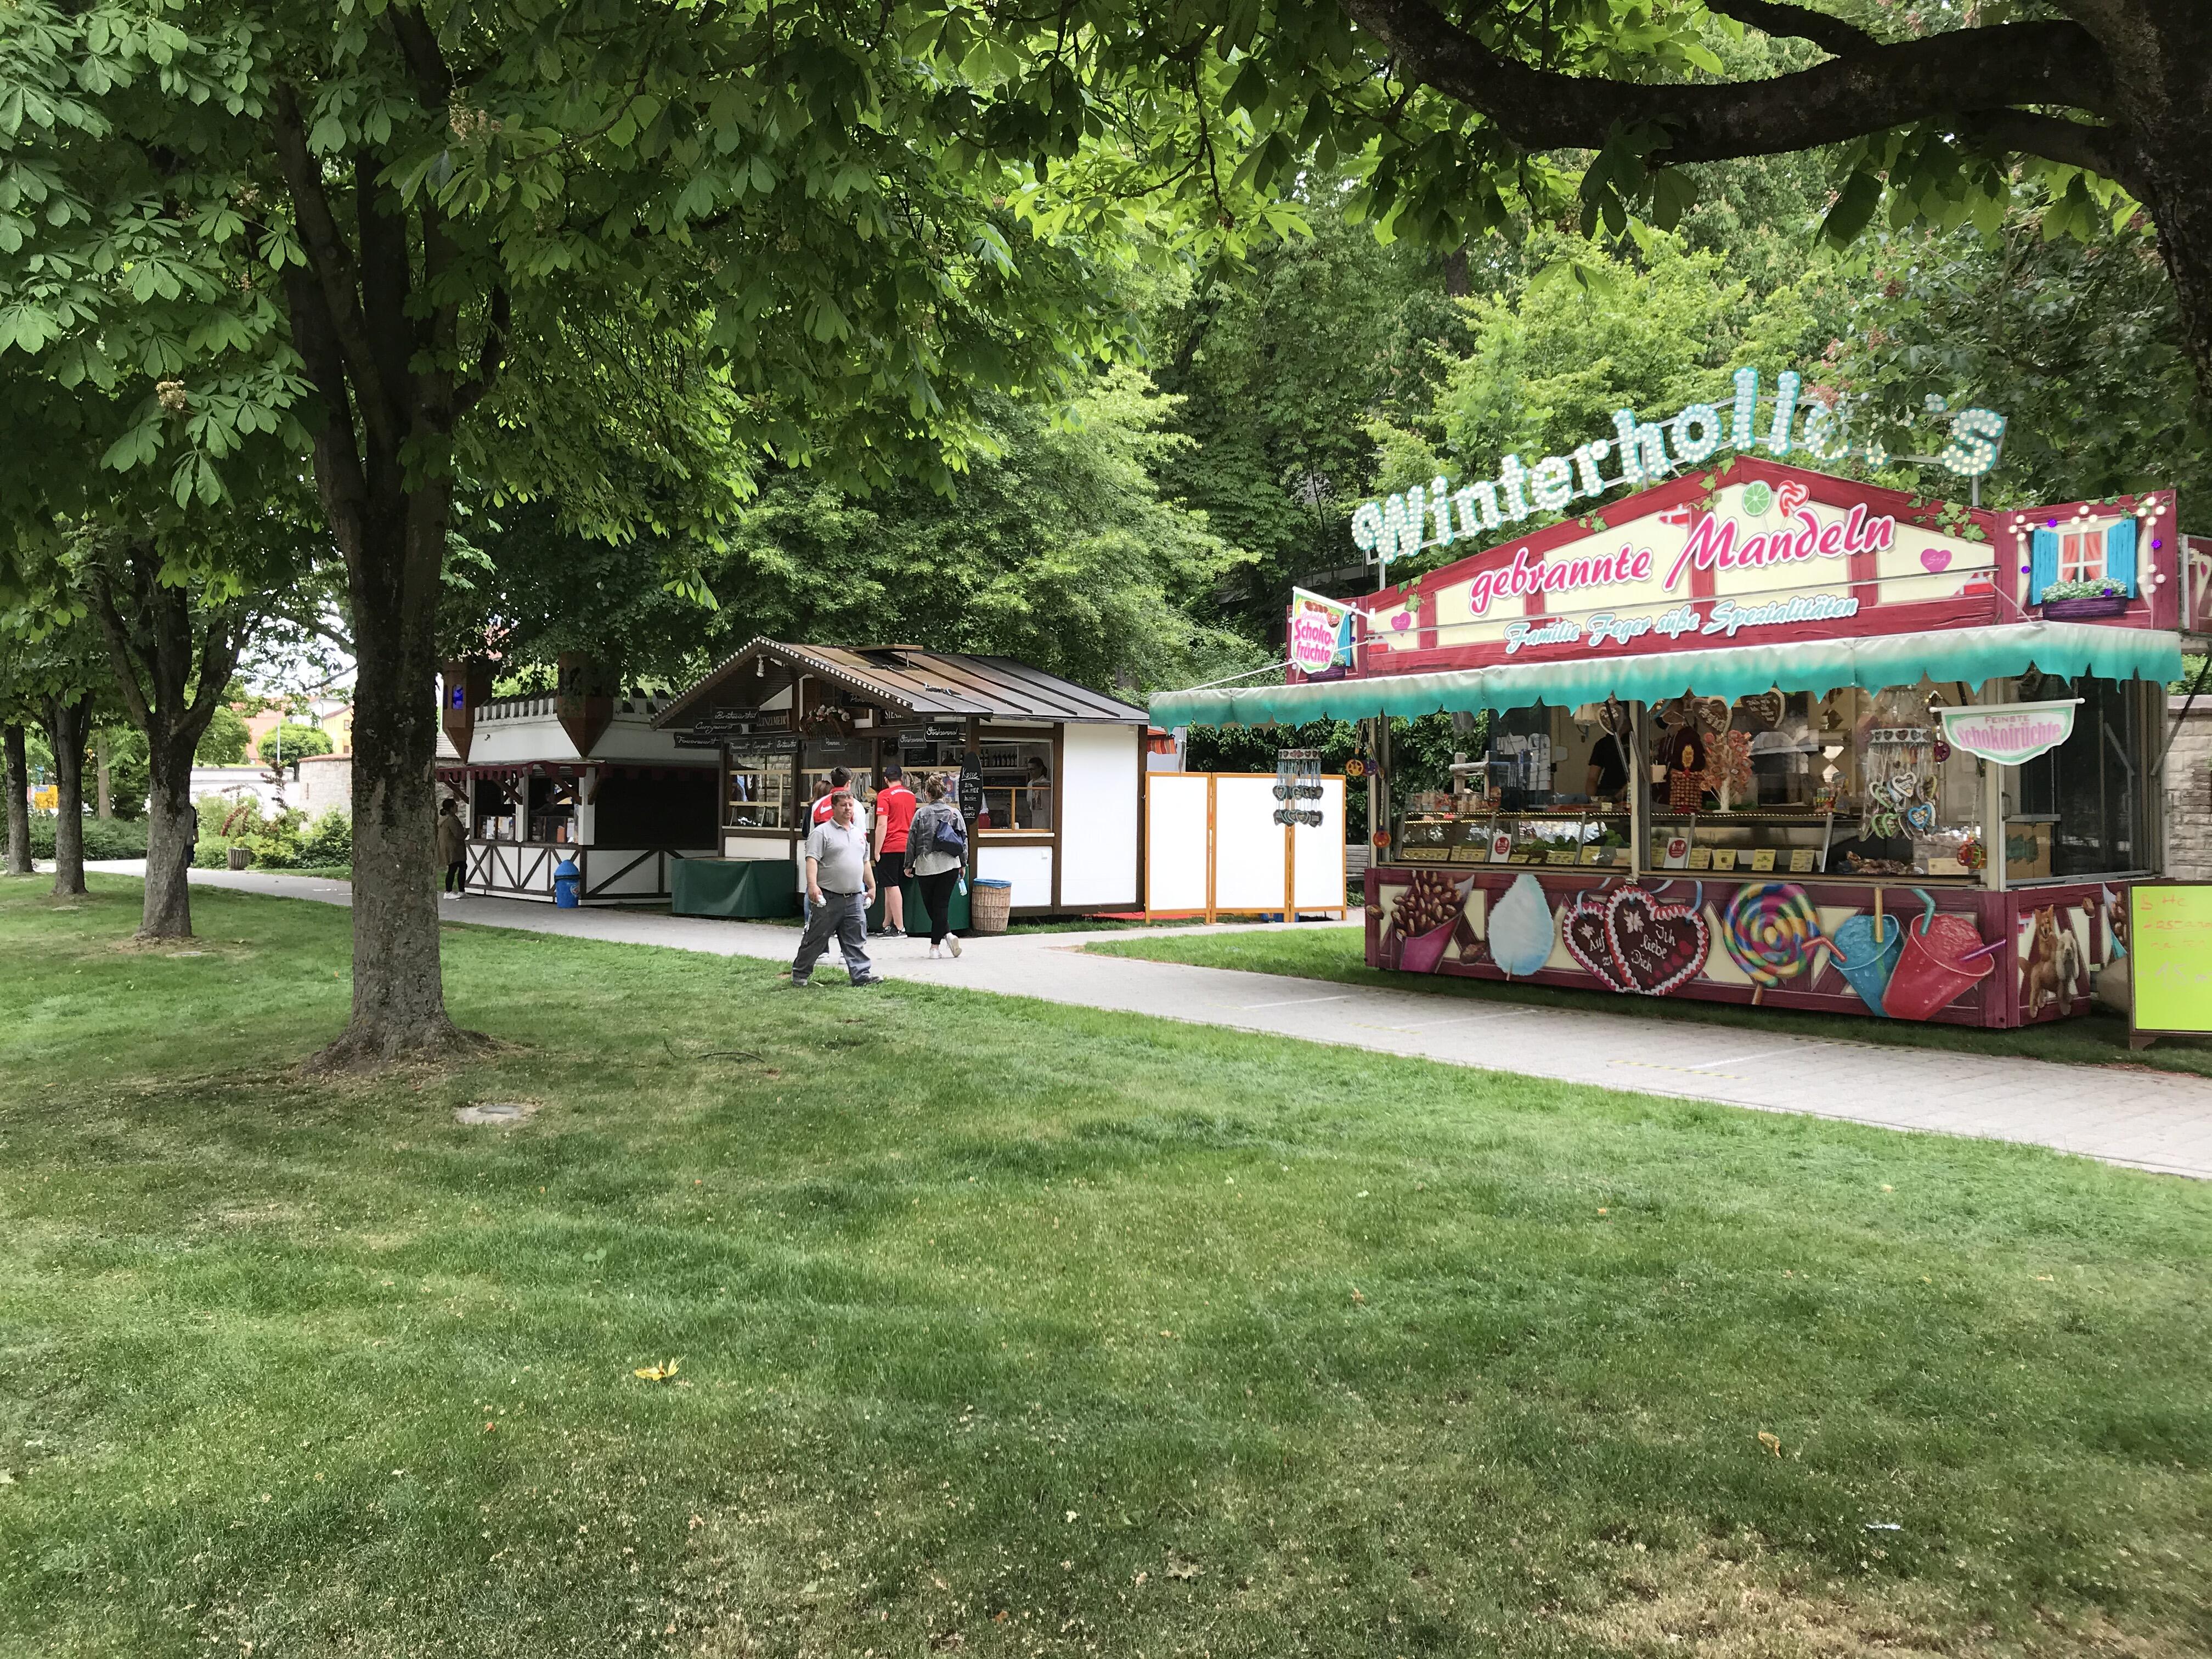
[2130,883,2212,1044]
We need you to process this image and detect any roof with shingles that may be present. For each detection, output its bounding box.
[654,639,1148,730]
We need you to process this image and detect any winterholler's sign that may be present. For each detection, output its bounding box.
[1351,368,2005,573]
[1358,462,1999,674]
[1287,588,1355,678]
[1937,699,2082,766]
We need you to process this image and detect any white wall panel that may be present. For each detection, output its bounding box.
[1144,775,1211,912]
[1212,775,1287,912]
[1292,776,1346,910]
[1058,724,1139,907]
[977,843,1054,908]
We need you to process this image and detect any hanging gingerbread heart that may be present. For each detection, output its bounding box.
[1604,884,1711,996]
[1873,808,1901,838]
[1563,890,1632,992]
[1887,774,1917,804]
[1904,800,1938,834]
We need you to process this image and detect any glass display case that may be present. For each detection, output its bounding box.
[724,751,794,830]
[1395,809,1633,869]
[1647,811,1836,875]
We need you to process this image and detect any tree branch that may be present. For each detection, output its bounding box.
[1955,110,2142,196]
[1338,0,2113,165]
[83,571,154,732]
[455,284,510,417]
[267,83,402,453]
[1702,1,1880,57]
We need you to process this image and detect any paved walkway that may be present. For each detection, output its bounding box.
[85,863,2212,1180]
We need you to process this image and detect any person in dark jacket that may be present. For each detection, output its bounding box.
[437,798,467,896]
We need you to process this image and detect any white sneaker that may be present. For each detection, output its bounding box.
[927,943,941,960]
[947,934,962,957]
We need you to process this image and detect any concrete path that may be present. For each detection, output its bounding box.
[84,862,2212,1181]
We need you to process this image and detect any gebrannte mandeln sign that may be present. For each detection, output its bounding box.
[1359,463,1999,670]
[1937,699,2082,765]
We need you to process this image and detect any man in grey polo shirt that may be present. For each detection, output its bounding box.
[791,790,879,987]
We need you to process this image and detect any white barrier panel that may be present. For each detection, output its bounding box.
[1144,774,1211,912]
[1212,775,1286,911]
[1059,723,1140,907]
[1144,772,1350,918]
[1293,778,1347,910]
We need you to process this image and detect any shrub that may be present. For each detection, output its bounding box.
[298,809,352,867]
[194,794,264,867]
[27,816,150,860]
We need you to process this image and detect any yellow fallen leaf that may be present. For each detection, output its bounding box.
[634,1357,683,1382]
[1757,1431,1781,1457]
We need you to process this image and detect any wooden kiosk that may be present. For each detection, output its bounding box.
[1155,454,2192,1029]
[436,659,718,905]
[654,640,1149,920]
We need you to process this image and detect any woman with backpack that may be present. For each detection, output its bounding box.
[905,772,967,958]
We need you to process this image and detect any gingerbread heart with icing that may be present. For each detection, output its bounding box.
[1604,884,1710,996]
[1564,890,1631,992]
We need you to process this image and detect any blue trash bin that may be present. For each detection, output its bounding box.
[552,854,582,908]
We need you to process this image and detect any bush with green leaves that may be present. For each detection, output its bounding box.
[27,816,150,861]
[297,811,352,868]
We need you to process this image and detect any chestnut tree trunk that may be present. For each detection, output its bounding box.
[268,95,500,1068]
[83,535,252,942]
[43,694,91,898]
[3,724,29,877]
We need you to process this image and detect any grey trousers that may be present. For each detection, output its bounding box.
[792,890,871,982]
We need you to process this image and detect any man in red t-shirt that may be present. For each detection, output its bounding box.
[871,763,918,937]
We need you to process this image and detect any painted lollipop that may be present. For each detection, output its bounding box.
[1720,882,1831,1002]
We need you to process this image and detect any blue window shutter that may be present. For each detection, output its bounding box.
[2030,528,2059,602]
[2104,516,2138,595]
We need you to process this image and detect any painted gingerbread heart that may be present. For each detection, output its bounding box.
[1604,884,1711,996]
[1564,891,1632,992]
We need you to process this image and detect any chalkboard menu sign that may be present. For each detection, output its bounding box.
[958,757,983,824]
[2131,883,2212,1047]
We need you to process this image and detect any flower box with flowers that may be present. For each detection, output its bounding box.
[2036,577,2130,619]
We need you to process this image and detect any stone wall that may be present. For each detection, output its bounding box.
[294,754,352,819]
[2162,697,2212,880]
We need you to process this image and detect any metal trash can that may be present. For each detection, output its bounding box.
[969,878,1012,934]
[552,854,582,908]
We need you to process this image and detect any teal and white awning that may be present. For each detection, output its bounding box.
[1150,622,2183,728]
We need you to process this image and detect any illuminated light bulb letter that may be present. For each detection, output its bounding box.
[1610,410,1672,486]
[1455,484,1501,536]
[1530,456,1576,513]
[1429,476,1455,545]
[1763,370,1801,455]
[1939,409,2007,476]
[1671,404,1723,464]
[1376,486,1427,560]
[1730,366,1760,449]
[1800,396,1844,460]
[1498,455,1533,522]
[1571,441,1611,496]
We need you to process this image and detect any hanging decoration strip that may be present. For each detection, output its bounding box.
[1148,622,2183,729]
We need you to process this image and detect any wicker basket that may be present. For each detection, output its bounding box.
[969,878,1012,934]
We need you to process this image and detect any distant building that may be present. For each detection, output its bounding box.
[241,697,354,758]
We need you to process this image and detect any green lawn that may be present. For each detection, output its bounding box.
[1090,924,2212,1079]
[4,878,2209,1657]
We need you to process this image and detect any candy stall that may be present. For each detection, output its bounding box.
[1152,407,2193,1028]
